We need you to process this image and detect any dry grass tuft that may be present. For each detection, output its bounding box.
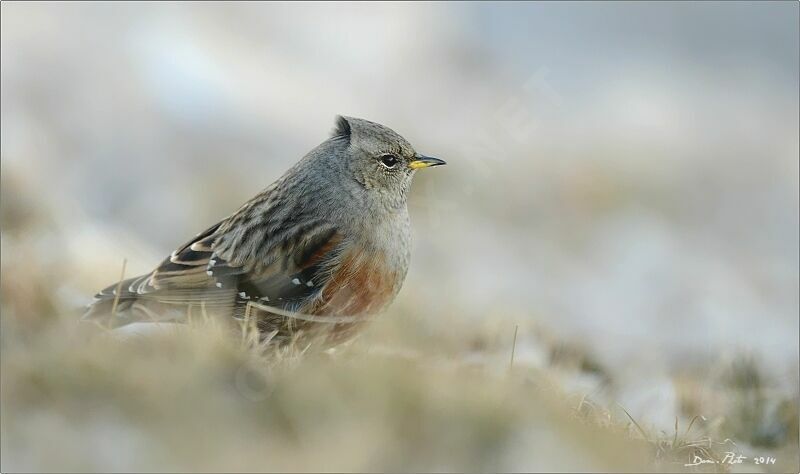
[0,306,651,472]
[0,257,795,472]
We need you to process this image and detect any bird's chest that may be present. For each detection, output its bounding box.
[312,212,411,317]
[291,244,402,345]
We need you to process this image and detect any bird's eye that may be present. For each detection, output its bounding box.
[379,154,399,169]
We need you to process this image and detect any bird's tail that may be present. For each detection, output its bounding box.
[82,276,145,328]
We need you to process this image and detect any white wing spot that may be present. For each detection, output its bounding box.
[209,259,216,266]
[206,270,213,276]
[260,296,270,302]
[306,280,314,287]
[216,282,223,288]
[291,278,301,285]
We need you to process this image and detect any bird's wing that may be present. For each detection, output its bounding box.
[85,211,344,324]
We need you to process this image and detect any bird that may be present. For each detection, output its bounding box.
[84,116,446,345]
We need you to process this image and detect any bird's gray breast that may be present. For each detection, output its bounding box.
[361,206,412,287]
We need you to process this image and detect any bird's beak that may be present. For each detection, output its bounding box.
[408,155,447,170]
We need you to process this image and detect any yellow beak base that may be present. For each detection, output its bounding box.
[408,156,447,170]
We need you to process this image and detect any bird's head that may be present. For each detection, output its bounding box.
[329,116,445,208]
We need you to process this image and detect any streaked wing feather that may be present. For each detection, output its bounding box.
[85,201,344,325]
[233,227,343,305]
[143,217,342,307]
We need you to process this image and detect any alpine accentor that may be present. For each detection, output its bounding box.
[84,116,445,344]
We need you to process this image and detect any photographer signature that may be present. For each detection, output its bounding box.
[685,452,776,467]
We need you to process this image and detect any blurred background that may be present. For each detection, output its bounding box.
[2,2,798,472]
